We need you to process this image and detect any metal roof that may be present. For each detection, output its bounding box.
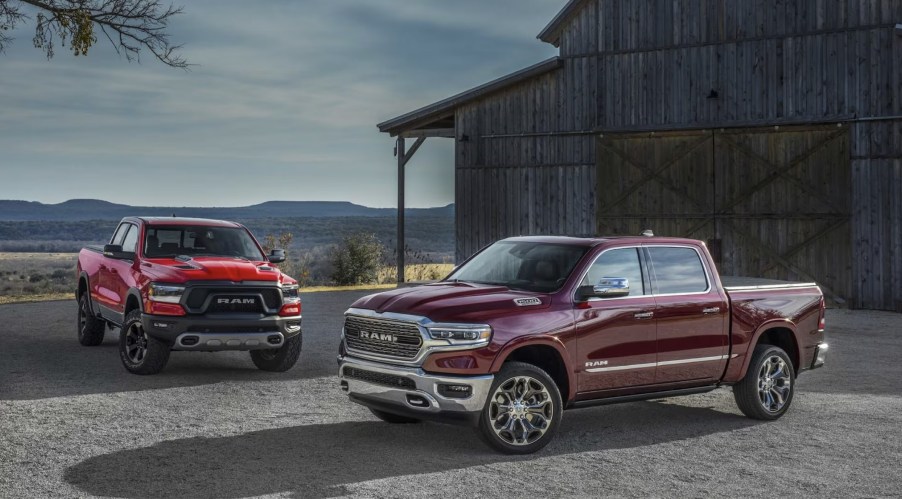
[537,0,592,46]
[377,57,563,136]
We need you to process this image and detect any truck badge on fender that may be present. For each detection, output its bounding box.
[586,360,608,367]
[513,297,542,306]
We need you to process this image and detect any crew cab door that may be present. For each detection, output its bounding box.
[645,245,729,384]
[97,222,139,323]
[574,247,657,392]
[94,222,130,314]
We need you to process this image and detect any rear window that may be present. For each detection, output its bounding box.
[648,247,708,294]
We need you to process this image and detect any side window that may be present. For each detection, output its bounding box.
[580,248,645,296]
[110,223,129,245]
[120,225,139,254]
[648,247,708,294]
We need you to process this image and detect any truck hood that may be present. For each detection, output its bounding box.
[349,282,551,322]
[140,257,292,285]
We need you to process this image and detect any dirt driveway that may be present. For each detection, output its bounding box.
[1,292,900,498]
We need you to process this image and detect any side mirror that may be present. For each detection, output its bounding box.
[577,277,630,300]
[268,249,286,263]
[103,244,134,260]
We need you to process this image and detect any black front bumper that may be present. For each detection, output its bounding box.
[142,313,301,351]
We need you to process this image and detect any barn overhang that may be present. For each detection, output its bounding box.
[377,57,563,282]
[537,0,592,46]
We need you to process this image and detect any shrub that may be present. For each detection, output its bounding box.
[331,233,384,285]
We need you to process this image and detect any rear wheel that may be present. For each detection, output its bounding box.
[77,294,105,346]
[119,309,170,375]
[733,344,795,420]
[250,333,302,372]
[477,361,562,454]
[369,408,420,424]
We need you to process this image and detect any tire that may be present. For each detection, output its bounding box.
[369,408,420,424]
[249,333,302,372]
[733,344,796,420]
[119,309,170,375]
[477,361,563,455]
[77,294,106,346]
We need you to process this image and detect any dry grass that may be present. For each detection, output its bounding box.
[0,252,78,298]
[375,263,454,284]
[0,253,452,303]
[0,293,74,305]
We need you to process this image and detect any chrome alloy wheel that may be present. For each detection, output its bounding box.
[124,322,149,364]
[488,376,554,446]
[758,355,791,413]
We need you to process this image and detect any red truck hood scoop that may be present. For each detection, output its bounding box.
[354,282,551,321]
[145,257,279,283]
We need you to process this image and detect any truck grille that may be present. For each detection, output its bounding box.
[344,315,423,360]
[343,367,416,390]
[184,287,280,314]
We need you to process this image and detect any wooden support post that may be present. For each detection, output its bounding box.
[395,136,427,284]
[397,137,406,284]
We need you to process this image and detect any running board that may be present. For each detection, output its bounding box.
[568,386,718,409]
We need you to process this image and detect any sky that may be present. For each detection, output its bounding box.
[0,0,563,208]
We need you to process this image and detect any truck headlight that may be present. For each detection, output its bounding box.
[279,284,301,317]
[148,283,185,304]
[426,323,492,346]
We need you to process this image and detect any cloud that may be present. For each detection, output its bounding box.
[0,0,564,207]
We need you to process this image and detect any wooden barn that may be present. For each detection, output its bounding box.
[378,0,902,311]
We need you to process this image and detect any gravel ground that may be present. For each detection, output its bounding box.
[1,293,900,498]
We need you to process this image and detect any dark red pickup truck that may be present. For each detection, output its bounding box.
[338,235,827,454]
[76,217,302,375]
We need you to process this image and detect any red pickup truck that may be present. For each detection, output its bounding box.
[76,217,302,375]
[338,235,827,454]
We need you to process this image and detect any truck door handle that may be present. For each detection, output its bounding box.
[634,312,654,320]
[702,307,721,314]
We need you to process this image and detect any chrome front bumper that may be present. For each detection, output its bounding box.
[338,355,493,423]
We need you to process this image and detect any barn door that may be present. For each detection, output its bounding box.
[597,130,716,243]
[597,125,851,305]
[713,126,851,305]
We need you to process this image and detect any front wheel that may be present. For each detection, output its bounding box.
[733,344,796,420]
[477,361,563,454]
[119,310,171,375]
[249,333,302,372]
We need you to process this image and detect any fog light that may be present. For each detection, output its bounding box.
[437,384,472,399]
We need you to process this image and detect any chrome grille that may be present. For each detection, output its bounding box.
[344,315,423,359]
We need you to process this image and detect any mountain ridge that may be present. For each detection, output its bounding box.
[0,199,454,221]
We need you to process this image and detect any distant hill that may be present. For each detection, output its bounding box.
[0,199,454,221]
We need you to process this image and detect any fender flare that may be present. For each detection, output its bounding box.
[77,271,95,315]
[489,335,576,402]
[124,287,144,315]
[738,319,802,377]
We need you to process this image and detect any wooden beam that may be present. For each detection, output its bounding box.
[397,137,406,284]
[396,136,427,283]
[400,128,455,139]
[401,137,427,168]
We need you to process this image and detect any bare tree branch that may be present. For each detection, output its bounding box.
[0,0,187,67]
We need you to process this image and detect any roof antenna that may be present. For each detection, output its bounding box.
[172,213,177,217]
[641,229,654,237]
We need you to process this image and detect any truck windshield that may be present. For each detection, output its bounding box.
[143,226,266,260]
[447,241,588,293]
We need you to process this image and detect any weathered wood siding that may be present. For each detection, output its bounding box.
[454,68,597,260]
[452,0,902,309]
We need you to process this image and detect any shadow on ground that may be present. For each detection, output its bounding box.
[64,401,759,498]
[0,291,373,400]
